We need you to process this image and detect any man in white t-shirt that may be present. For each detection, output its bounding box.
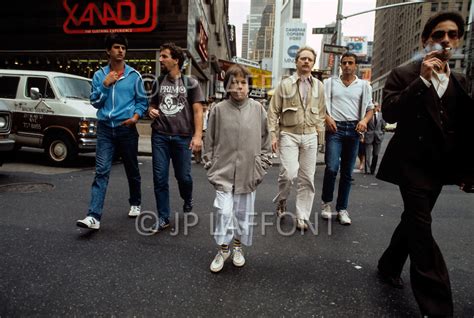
[321,52,374,225]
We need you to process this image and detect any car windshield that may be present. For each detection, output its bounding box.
[53,76,91,100]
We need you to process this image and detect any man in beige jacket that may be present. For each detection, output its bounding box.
[267,46,326,230]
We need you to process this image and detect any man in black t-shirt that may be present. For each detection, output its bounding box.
[148,42,205,233]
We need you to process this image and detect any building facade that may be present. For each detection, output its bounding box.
[0,0,235,99]
[250,0,275,62]
[271,0,304,84]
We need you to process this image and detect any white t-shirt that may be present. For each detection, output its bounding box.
[330,77,365,122]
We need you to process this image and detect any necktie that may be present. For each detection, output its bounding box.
[299,78,309,105]
[374,113,378,127]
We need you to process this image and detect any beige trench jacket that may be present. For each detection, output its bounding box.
[203,98,272,194]
[267,73,326,139]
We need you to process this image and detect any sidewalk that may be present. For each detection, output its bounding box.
[137,119,325,165]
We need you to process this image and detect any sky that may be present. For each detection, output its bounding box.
[229,0,376,68]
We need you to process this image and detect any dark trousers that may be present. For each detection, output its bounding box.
[151,131,193,220]
[364,140,381,174]
[378,183,453,317]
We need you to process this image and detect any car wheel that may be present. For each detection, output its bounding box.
[44,133,77,164]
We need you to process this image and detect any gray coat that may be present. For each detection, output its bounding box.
[364,111,386,144]
[203,98,272,194]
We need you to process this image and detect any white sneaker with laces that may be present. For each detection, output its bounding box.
[232,246,246,267]
[210,250,231,273]
[128,205,141,217]
[337,210,352,225]
[76,216,100,230]
[321,202,333,219]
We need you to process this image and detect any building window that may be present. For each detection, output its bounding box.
[431,2,438,12]
[455,2,463,11]
[292,0,301,19]
[441,2,449,11]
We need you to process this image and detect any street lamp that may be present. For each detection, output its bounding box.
[332,0,425,77]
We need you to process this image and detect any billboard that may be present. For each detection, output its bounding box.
[342,36,368,57]
[282,22,307,69]
[62,0,158,34]
[0,0,188,51]
[218,59,272,98]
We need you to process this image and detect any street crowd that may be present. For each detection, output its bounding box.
[75,11,473,318]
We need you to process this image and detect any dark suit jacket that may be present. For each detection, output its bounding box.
[376,61,474,188]
[364,111,386,144]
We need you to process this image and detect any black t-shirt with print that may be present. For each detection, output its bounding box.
[151,74,204,136]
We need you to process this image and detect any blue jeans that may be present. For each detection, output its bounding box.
[88,122,141,220]
[321,121,360,211]
[152,131,193,221]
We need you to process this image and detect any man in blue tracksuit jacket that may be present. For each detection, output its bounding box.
[77,33,148,230]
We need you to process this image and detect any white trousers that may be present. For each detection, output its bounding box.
[213,190,256,246]
[273,132,318,221]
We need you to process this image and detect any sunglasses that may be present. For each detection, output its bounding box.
[430,30,459,41]
[341,61,355,65]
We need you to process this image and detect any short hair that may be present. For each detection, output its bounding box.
[421,11,465,44]
[105,33,128,50]
[223,64,252,94]
[341,52,358,64]
[160,42,186,69]
[295,46,317,63]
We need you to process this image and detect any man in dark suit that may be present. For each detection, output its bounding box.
[376,11,474,317]
[364,102,385,174]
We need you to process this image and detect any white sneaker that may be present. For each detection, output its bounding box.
[232,246,246,267]
[210,250,231,273]
[128,205,141,217]
[321,202,333,219]
[296,219,308,231]
[76,216,100,230]
[337,210,352,225]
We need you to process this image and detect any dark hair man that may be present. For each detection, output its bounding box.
[77,33,148,230]
[376,11,473,317]
[363,102,385,174]
[320,52,374,225]
[148,42,205,233]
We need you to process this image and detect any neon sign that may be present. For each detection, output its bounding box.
[63,0,158,34]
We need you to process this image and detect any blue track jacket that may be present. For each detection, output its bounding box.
[90,64,148,127]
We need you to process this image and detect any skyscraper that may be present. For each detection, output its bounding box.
[242,20,249,58]
[251,0,275,61]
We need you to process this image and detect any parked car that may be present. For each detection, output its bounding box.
[0,100,15,165]
[0,70,97,164]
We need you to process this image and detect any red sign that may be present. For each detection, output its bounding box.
[197,22,209,62]
[63,0,158,34]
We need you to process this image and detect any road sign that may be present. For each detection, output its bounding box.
[323,44,348,55]
[312,27,335,34]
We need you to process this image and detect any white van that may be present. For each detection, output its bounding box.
[0,69,97,164]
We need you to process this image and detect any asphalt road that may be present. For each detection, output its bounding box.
[1,140,473,317]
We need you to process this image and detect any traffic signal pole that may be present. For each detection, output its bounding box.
[331,0,425,77]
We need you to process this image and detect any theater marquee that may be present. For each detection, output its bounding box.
[62,0,159,34]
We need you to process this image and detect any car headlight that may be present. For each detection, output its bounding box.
[0,116,7,129]
[79,119,97,136]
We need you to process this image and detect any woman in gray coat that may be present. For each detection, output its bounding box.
[203,64,272,273]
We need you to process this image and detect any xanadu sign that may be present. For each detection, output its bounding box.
[62,0,158,34]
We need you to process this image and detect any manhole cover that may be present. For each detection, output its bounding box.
[0,182,55,193]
